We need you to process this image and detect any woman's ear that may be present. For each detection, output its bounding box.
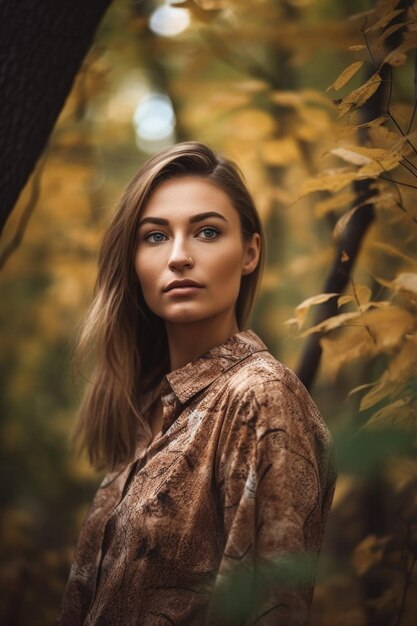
[241,233,261,276]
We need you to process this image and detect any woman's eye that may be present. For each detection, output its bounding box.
[199,227,220,240]
[145,231,167,244]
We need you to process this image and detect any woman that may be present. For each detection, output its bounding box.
[57,141,337,626]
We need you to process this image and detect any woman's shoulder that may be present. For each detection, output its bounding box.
[222,341,332,449]
[226,340,309,403]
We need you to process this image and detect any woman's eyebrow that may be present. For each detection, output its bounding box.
[138,211,228,228]
[190,211,228,224]
[138,216,169,227]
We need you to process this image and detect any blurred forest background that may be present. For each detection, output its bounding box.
[1,0,417,624]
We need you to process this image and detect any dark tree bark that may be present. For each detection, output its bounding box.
[0,0,112,236]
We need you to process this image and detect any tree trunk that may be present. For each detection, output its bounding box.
[0,0,112,236]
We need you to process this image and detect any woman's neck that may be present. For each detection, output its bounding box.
[165,313,240,372]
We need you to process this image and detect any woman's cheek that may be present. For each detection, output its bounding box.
[211,246,243,280]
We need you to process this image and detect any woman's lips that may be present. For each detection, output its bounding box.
[165,285,204,296]
[164,280,204,291]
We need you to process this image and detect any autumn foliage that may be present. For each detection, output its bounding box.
[0,0,416,624]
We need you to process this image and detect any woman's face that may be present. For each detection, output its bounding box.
[134,176,260,327]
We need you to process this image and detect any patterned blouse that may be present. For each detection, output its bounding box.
[57,329,337,626]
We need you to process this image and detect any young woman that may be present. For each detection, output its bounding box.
[57,142,337,626]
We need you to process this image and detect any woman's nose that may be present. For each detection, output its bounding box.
[168,240,194,271]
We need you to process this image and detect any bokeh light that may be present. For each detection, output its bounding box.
[149,3,190,38]
[133,92,176,151]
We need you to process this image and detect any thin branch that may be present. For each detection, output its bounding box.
[406,48,417,133]
[0,151,47,271]
[386,65,417,153]
[364,26,417,155]
[399,157,417,178]
[394,517,417,626]
[362,17,377,70]
[380,175,417,190]
[385,177,417,224]
[349,276,378,344]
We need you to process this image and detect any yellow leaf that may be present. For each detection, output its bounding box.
[365,8,405,32]
[330,147,372,166]
[391,129,417,155]
[296,108,330,143]
[226,109,276,140]
[386,457,417,493]
[372,242,417,267]
[384,49,407,67]
[358,300,391,312]
[261,137,300,166]
[368,124,400,148]
[361,305,415,351]
[260,268,283,291]
[334,116,387,140]
[392,272,417,295]
[359,372,398,411]
[359,149,403,175]
[333,206,360,240]
[282,316,299,329]
[293,292,340,328]
[314,191,355,218]
[233,79,269,93]
[389,333,417,380]
[364,398,416,429]
[358,335,417,410]
[333,141,409,176]
[298,170,359,196]
[374,191,399,211]
[298,149,396,198]
[269,91,303,108]
[338,294,355,307]
[375,22,406,48]
[320,329,373,380]
[352,534,391,576]
[348,381,379,399]
[327,61,364,92]
[331,475,356,509]
[354,284,372,304]
[337,73,382,117]
[299,311,361,337]
[348,44,367,51]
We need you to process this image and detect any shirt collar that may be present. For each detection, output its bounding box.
[163,329,267,404]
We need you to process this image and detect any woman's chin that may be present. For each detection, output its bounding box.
[160,305,215,325]
[163,312,207,325]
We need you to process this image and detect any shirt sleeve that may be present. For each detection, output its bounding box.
[205,380,336,626]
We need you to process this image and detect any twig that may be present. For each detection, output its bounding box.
[406,48,417,133]
[362,17,377,70]
[401,156,417,175]
[386,65,417,153]
[379,175,417,190]
[362,21,417,154]
[349,276,378,344]
[385,177,417,224]
[394,516,417,626]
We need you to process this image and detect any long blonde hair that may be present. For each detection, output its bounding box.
[73,142,265,470]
